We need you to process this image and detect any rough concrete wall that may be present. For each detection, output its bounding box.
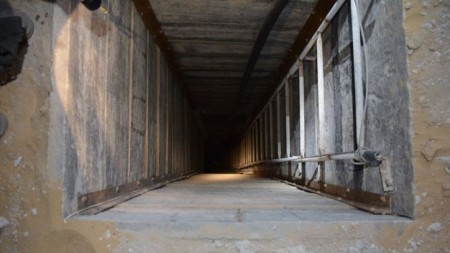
[358,0,414,216]
[400,0,450,248]
[322,1,355,186]
[235,0,416,217]
[52,0,204,215]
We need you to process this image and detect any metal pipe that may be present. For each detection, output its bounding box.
[237,151,356,170]
[350,0,364,146]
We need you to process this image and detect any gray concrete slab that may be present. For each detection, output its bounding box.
[78,174,406,224]
[73,174,411,252]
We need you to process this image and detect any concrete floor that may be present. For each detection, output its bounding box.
[75,174,411,252]
[80,173,403,223]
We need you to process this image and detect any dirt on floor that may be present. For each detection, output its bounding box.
[0,0,449,252]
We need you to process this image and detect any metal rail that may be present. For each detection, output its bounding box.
[237,151,355,170]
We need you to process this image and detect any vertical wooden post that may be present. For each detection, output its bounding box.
[285,81,291,157]
[144,31,149,178]
[155,48,161,177]
[269,102,274,159]
[259,117,264,161]
[265,109,270,160]
[253,126,257,162]
[255,121,260,162]
[276,92,282,158]
[165,63,170,177]
[317,33,325,181]
[127,10,135,182]
[299,61,306,158]
[253,125,257,162]
[317,33,325,155]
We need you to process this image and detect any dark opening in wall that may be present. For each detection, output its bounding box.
[56,0,413,219]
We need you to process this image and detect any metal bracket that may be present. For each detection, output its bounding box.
[354,147,395,192]
[379,158,395,192]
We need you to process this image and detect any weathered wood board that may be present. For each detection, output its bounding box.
[129,7,148,182]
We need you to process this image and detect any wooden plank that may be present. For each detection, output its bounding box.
[105,0,131,187]
[165,58,170,177]
[144,30,149,178]
[184,98,189,174]
[168,73,174,176]
[250,126,253,162]
[261,113,265,160]
[129,8,147,182]
[276,92,281,158]
[246,133,249,164]
[127,11,134,184]
[253,126,257,162]
[155,48,161,177]
[285,81,291,157]
[159,55,167,178]
[261,117,265,160]
[69,4,110,192]
[188,111,192,173]
[269,102,274,159]
[264,110,270,160]
[147,34,157,178]
[316,33,325,155]
[255,121,259,161]
[299,62,305,157]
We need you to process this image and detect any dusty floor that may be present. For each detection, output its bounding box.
[1,0,450,252]
[80,173,404,223]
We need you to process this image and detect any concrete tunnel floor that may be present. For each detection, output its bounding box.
[76,174,408,225]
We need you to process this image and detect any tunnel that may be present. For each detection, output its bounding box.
[39,0,415,223]
[4,0,450,251]
[53,0,414,220]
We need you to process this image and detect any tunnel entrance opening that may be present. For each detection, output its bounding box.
[59,0,413,220]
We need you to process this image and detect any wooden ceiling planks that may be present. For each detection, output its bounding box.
[138,0,320,145]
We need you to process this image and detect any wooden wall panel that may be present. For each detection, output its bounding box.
[66,3,109,194]
[129,8,148,182]
[105,0,132,187]
[63,0,205,214]
[147,36,157,178]
[158,55,167,178]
